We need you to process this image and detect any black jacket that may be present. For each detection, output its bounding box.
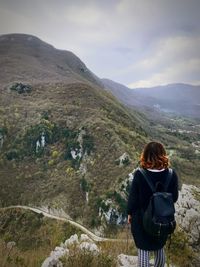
[127,168,179,251]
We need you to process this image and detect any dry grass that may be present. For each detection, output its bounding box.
[0,208,83,267]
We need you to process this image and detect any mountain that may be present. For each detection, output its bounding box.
[0,34,200,234]
[101,78,141,107]
[0,33,103,87]
[102,79,200,118]
[0,33,149,229]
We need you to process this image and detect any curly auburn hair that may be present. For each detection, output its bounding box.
[140,141,169,169]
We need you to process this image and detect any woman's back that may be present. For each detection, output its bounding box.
[127,141,179,266]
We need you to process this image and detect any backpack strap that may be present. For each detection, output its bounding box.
[138,167,173,193]
[138,167,156,193]
[164,168,173,191]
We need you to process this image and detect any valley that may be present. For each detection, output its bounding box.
[0,33,199,239]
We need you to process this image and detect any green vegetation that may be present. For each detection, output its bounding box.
[80,177,90,192]
[0,208,83,267]
[9,83,32,94]
[61,249,115,267]
[0,81,200,237]
[82,134,94,155]
[165,227,199,267]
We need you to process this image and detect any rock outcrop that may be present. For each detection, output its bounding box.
[41,234,99,267]
[175,184,200,249]
[41,183,200,267]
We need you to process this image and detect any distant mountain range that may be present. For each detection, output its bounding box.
[102,79,200,118]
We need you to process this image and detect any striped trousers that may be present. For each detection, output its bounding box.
[138,248,165,267]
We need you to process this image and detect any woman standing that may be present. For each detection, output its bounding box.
[127,142,179,267]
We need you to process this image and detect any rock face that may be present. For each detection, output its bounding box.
[41,184,200,267]
[117,254,138,267]
[41,234,99,267]
[175,184,200,248]
[116,152,130,166]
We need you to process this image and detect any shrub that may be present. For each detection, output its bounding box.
[82,134,94,155]
[6,149,20,160]
[48,159,54,166]
[80,178,89,192]
[52,150,59,158]
[0,127,8,136]
[165,227,196,267]
[61,249,115,267]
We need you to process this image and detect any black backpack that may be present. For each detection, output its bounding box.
[138,168,176,238]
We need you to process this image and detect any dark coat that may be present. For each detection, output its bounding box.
[127,168,179,251]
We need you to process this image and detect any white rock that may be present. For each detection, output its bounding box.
[86,192,89,203]
[175,184,200,246]
[36,140,40,152]
[117,254,138,267]
[79,242,99,254]
[41,256,63,267]
[71,149,82,159]
[118,152,130,166]
[64,234,79,247]
[80,234,92,243]
[50,247,68,259]
[6,241,16,249]
[60,242,65,248]
[41,133,45,147]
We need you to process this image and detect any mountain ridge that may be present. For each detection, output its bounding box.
[0,33,104,87]
[102,78,200,118]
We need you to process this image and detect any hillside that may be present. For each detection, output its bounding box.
[0,33,103,87]
[102,79,200,118]
[0,34,150,230]
[1,183,200,267]
[0,34,200,234]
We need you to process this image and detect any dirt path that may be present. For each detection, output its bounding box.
[0,205,131,243]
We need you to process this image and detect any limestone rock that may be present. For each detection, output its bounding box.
[117,254,138,267]
[50,246,68,259]
[116,152,130,166]
[64,234,79,247]
[175,184,200,247]
[42,234,100,267]
[41,257,63,267]
[79,242,99,254]
[80,233,93,243]
[6,241,16,249]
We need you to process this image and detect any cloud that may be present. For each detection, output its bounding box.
[128,58,200,88]
[0,0,200,87]
[127,36,200,88]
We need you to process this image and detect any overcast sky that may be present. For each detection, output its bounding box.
[0,0,200,88]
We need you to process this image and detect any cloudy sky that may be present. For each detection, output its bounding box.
[0,0,200,88]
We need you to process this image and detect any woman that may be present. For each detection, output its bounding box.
[127,141,179,267]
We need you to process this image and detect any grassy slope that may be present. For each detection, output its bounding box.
[0,208,83,267]
[0,208,197,267]
[0,81,148,227]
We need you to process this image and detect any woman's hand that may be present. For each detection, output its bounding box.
[127,214,132,224]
